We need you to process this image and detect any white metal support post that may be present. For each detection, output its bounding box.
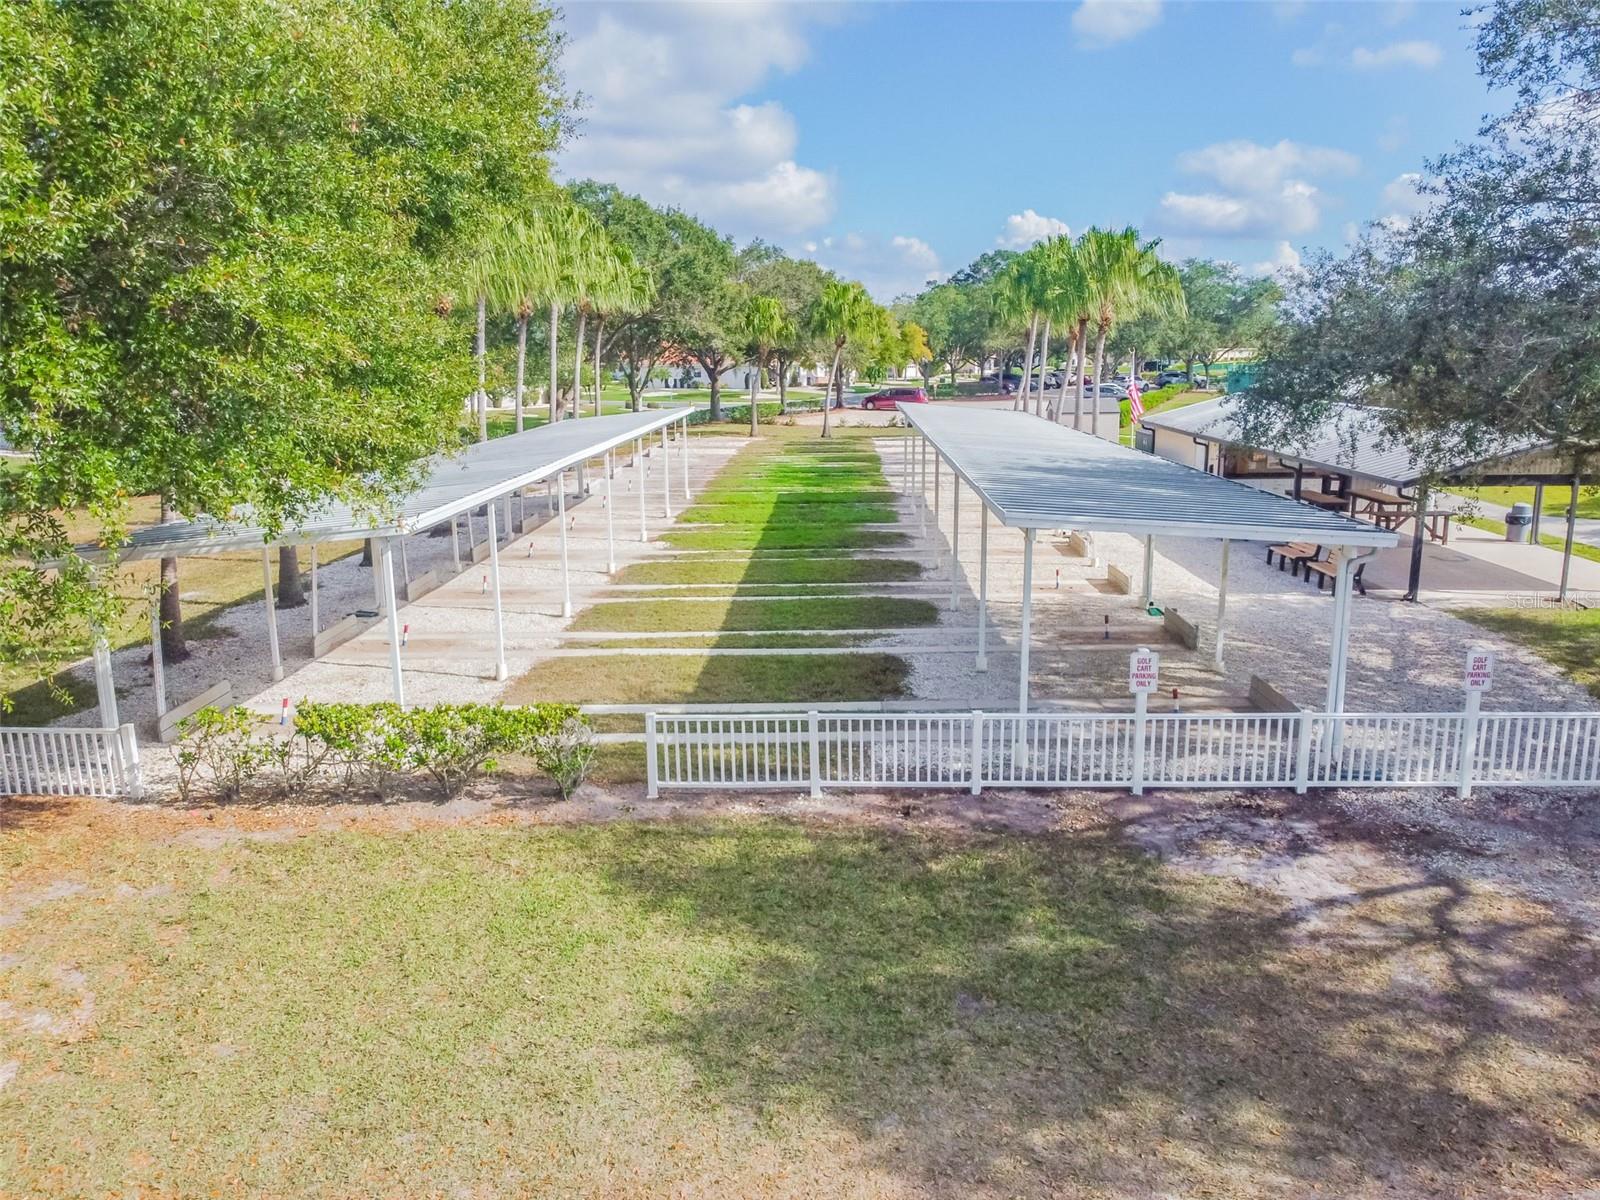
[680,417,691,500]
[932,454,942,569]
[1131,687,1149,796]
[308,544,319,639]
[261,550,283,683]
[450,517,461,572]
[645,713,659,799]
[636,437,648,542]
[603,450,617,574]
[1213,538,1231,671]
[485,502,509,681]
[1140,534,1155,608]
[807,710,822,798]
[1319,548,1356,768]
[919,437,928,536]
[556,470,573,619]
[1457,647,1493,798]
[149,602,168,718]
[969,710,984,795]
[661,428,672,518]
[949,477,961,611]
[1018,527,1036,714]
[976,505,990,672]
[378,538,406,706]
[92,633,119,729]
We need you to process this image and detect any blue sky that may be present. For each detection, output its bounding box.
[557,1,1499,297]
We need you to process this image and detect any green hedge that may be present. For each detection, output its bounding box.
[174,701,591,801]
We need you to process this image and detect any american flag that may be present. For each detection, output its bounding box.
[1127,378,1144,421]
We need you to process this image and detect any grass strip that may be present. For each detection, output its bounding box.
[569,597,938,633]
[564,632,868,650]
[660,527,908,551]
[1457,605,1600,699]
[677,502,900,526]
[615,559,923,586]
[506,651,910,704]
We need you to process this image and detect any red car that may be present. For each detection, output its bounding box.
[859,386,928,410]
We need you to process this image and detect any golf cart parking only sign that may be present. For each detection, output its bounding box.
[1465,648,1494,692]
[1129,647,1160,694]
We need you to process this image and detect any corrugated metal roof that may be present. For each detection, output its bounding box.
[1140,395,1555,488]
[83,408,692,563]
[901,403,1398,547]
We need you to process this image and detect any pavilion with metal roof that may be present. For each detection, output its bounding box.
[1139,394,1594,599]
[899,403,1399,717]
[74,407,695,725]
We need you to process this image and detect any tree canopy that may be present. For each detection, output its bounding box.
[0,0,567,672]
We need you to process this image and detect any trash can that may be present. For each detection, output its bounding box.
[1505,502,1534,543]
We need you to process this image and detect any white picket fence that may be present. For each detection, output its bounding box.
[0,725,143,798]
[646,709,1600,799]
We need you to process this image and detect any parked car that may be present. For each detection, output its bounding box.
[860,386,927,410]
[1153,369,1192,388]
[979,371,1022,391]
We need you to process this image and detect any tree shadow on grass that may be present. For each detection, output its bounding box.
[596,818,1600,1197]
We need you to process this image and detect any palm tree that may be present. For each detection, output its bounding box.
[992,251,1042,411]
[738,295,794,437]
[1078,227,1185,433]
[542,203,612,422]
[810,281,878,439]
[590,258,653,417]
[496,219,560,434]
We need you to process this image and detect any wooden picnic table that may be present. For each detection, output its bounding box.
[1301,491,1352,511]
[1347,484,1409,508]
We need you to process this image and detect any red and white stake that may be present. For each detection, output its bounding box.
[402,623,409,648]
[280,697,289,725]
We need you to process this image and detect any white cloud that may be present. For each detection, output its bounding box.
[996,210,1071,248]
[1290,46,1324,67]
[802,232,944,301]
[556,3,841,235]
[1372,170,1435,231]
[1249,240,1304,280]
[1157,139,1358,238]
[1071,0,1163,48]
[1350,40,1442,70]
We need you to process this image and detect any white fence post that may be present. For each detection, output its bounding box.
[118,723,143,800]
[1294,712,1313,794]
[807,710,822,798]
[1458,690,1482,799]
[1131,690,1148,796]
[970,710,983,795]
[645,713,659,799]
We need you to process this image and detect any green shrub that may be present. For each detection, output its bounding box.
[174,706,285,802]
[173,701,586,802]
[531,715,597,799]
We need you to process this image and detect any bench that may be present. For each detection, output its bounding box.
[1303,548,1368,595]
[1266,541,1319,575]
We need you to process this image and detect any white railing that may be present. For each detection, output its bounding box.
[647,709,1600,798]
[0,724,143,798]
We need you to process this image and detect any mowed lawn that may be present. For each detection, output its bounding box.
[514,426,922,706]
[1459,605,1600,698]
[6,806,1597,1198]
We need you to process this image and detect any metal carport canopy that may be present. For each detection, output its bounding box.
[901,403,1398,547]
[83,407,694,563]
